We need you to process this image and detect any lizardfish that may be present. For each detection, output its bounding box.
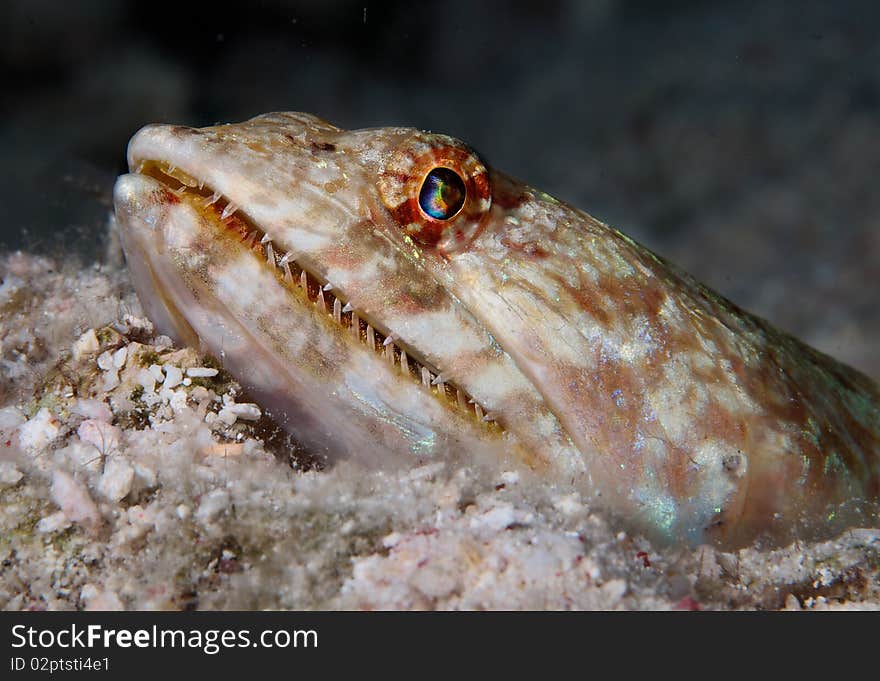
[113,112,880,548]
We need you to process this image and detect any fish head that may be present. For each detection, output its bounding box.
[113,112,578,477]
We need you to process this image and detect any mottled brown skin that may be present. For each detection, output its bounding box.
[115,112,880,549]
[452,171,880,547]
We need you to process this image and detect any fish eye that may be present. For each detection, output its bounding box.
[378,132,491,252]
[418,167,466,220]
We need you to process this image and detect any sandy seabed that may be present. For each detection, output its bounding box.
[1,247,878,611]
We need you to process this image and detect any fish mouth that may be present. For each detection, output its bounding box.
[124,159,502,435]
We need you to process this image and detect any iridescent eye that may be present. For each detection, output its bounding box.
[378,132,491,252]
[418,167,466,220]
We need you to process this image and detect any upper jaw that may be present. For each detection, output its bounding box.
[125,123,487,389]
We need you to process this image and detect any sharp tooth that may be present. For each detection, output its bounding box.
[430,373,445,386]
[400,350,409,374]
[333,298,341,323]
[279,253,294,282]
[482,412,496,423]
[382,334,396,347]
[167,164,176,175]
[457,389,467,410]
[316,288,327,313]
[265,242,275,266]
[323,282,333,291]
[384,341,395,363]
[342,302,353,314]
[350,313,360,337]
[221,202,238,220]
[203,192,221,206]
[260,233,271,244]
[366,325,375,350]
[198,179,205,190]
[474,403,484,420]
[299,270,308,290]
[421,367,432,387]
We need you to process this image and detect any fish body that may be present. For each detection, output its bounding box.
[113,112,880,548]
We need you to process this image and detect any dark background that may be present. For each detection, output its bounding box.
[2,0,878,376]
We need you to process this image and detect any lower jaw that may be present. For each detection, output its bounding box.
[115,172,514,469]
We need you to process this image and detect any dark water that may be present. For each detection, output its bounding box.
[2,0,878,375]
